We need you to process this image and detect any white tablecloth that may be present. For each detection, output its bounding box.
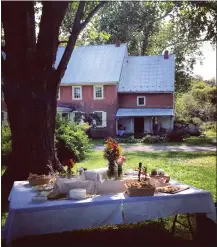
[3,181,124,244]
[122,180,216,224]
[4,179,216,244]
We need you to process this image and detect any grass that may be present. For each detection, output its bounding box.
[78,151,216,202]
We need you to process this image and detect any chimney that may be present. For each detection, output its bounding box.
[115,39,121,47]
[164,50,169,59]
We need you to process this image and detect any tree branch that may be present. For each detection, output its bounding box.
[154,7,174,22]
[160,38,209,54]
[58,40,68,46]
[36,1,68,74]
[80,1,107,31]
[56,1,106,83]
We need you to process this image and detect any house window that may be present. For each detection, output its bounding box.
[137,96,146,106]
[93,111,107,127]
[1,111,4,122]
[72,86,82,100]
[62,113,70,121]
[57,88,60,100]
[94,85,104,99]
[1,111,8,126]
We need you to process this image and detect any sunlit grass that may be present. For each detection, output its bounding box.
[78,151,216,201]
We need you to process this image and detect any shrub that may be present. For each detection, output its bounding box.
[141,135,167,144]
[55,119,90,162]
[1,126,12,166]
[1,116,91,166]
[166,130,184,142]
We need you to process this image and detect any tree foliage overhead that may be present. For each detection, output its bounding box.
[61,1,216,93]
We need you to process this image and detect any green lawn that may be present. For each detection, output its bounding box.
[78,150,216,202]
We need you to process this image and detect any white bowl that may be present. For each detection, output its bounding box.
[69,188,86,199]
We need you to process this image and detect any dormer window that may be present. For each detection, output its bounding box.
[94,85,104,99]
[137,96,146,106]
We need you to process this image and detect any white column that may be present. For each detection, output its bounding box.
[116,118,118,135]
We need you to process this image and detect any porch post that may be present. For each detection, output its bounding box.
[116,118,118,136]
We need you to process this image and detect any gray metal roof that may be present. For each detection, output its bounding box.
[118,55,175,93]
[116,108,174,117]
[55,44,127,84]
[57,107,72,112]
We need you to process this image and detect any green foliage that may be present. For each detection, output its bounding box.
[1,116,90,165]
[141,135,167,144]
[55,117,90,162]
[175,79,217,124]
[1,126,12,165]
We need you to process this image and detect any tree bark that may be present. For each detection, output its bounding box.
[1,1,68,204]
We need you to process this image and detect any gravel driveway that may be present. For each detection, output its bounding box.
[93,144,216,152]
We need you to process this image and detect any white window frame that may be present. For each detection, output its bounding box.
[93,111,107,128]
[57,88,60,100]
[137,96,146,106]
[1,110,8,126]
[72,86,82,100]
[94,85,104,100]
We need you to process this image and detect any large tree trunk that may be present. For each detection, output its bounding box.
[1,76,63,206]
[1,1,68,205]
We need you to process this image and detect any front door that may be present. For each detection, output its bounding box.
[134,117,144,135]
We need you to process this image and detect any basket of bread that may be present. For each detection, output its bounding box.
[124,178,155,197]
[28,173,53,186]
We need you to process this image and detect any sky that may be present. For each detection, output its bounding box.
[193,42,216,80]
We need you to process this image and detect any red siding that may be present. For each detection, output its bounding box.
[58,85,118,136]
[118,93,173,108]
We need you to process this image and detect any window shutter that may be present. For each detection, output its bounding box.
[70,112,75,122]
[102,112,107,127]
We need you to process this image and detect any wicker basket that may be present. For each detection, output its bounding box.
[150,174,170,183]
[124,184,155,197]
[28,177,52,186]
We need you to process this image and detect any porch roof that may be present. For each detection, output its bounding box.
[116,108,174,117]
[57,107,72,112]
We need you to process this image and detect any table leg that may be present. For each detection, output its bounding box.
[171,214,178,235]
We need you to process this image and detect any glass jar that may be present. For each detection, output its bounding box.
[107,160,118,180]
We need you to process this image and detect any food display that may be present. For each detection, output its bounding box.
[47,191,67,200]
[125,179,155,197]
[156,185,189,194]
[28,173,52,186]
[32,184,54,191]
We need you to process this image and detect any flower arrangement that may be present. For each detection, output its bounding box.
[103,137,123,162]
[116,156,126,165]
[116,156,126,178]
[104,138,123,179]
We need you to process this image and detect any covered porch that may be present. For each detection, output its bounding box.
[115,108,174,136]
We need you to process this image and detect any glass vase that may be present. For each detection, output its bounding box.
[66,167,72,179]
[107,160,118,180]
[118,164,123,178]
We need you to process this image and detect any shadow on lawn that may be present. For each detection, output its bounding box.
[8,226,196,247]
[126,151,216,160]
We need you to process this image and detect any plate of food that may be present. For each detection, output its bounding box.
[156,185,189,194]
[32,184,54,191]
